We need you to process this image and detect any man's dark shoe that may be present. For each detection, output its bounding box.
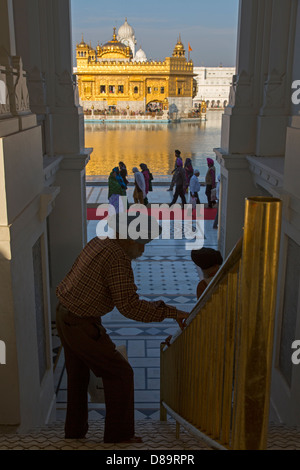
[104,435,143,444]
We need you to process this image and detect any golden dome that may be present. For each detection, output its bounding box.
[103,28,127,49]
[77,34,88,48]
[172,35,185,57]
[98,28,132,59]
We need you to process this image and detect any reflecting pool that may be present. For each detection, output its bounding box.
[84,110,222,178]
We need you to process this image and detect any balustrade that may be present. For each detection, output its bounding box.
[160,197,282,450]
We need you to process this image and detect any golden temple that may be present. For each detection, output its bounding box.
[75,18,196,116]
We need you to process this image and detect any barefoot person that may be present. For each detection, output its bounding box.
[205,158,216,208]
[132,167,146,205]
[169,158,187,207]
[167,149,182,191]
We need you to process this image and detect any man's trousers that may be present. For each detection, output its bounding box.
[170,185,187,205]
[56,303,135,442]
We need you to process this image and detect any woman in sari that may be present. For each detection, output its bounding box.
[184,158,194,193]
[119,161,129,186]
[140,163,150,201]
[132,167,146,205]
[108,167,127,213]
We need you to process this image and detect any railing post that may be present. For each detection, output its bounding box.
[160,342,167,421]
[233,197,282,450]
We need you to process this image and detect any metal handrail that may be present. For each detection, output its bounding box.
[160,197,282,450]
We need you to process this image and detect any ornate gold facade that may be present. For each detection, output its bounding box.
[75,22,195,115]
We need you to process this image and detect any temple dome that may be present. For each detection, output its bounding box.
[172,35,185,57]
[102,39,127,51]
[98,27,132,60]
[133,47,147,62]
[102,28,127,50]
[117,18,135,40]
[77,34,88,48]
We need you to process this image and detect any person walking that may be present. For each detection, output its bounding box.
[167,149,182,191]
[213,174,221,229]
[119,161,129,187]
[189,169,201,208]
[140,163,153,191]
[184,158,194,193]
[115,166,127,190]
[140,163,150,204]
[132,167,146,205]
[169,158,187,207]
[108,167,127,213]
[205,158,216,208]
[56,213,189,443]
[148,167,154,192]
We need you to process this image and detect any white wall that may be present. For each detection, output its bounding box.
[0,0,91,431]
[193,66,236,108]
[270,0,300,425]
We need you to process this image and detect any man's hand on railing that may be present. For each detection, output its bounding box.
[162,312,189,348]
[176,311,189,331]
[162,334,172,347]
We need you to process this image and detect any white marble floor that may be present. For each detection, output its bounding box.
[86,179,209,207]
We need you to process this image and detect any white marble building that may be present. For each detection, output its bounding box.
[193,66,236,109]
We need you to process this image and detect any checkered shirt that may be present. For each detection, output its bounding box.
[56,237,180,322]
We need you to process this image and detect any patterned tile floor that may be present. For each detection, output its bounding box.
[2,420,300,450]
[0,420,212,451]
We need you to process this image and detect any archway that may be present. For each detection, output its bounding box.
[146,100,163,113]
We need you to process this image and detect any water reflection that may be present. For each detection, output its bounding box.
[85,110,222,178]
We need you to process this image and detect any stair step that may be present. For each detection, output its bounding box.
[0,420,211,450]
[1,420,300,450]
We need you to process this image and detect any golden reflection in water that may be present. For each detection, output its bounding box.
[85,111,222,177]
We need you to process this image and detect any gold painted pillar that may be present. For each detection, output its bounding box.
[233,196,282,450]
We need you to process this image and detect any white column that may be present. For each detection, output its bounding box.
[0,0,16,56]
[12,0,48,117]
[43,0,91,318]
[270,1,300,426]
[0,0,57,431]
[13,0,92,319]
[256,0,298,156]
[216,0,270,256]
[221,0,272,155]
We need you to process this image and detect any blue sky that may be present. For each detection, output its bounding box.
[71,0,239,67]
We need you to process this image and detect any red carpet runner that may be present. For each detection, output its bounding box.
[87,207,217,221]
